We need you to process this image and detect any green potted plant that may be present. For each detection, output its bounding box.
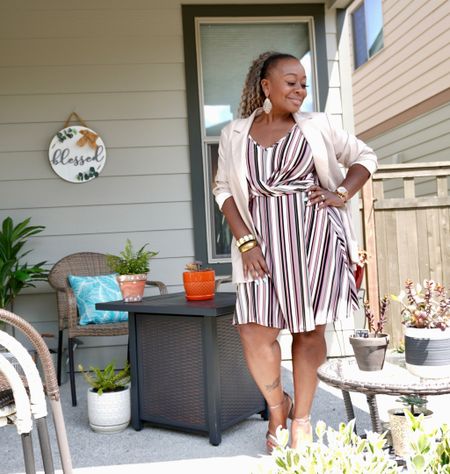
[349,295,390,371]
[183,261,215,301]
[262,415,450,473]
[107,239,158,302]
[388,395,433,458]
[261,419,398,473]
[0,217,47,332]
[392,279,450,379]
[405,417,450,472]
[79,360,131,433]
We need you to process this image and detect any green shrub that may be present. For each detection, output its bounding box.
[258,416,450,474]
[0,217,47,309]
[260,419,397,474]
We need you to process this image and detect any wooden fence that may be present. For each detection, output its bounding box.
[362,161,450,347]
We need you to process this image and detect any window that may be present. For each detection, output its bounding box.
[352,0,384,69]
[182,5,327,273]
[198,20,318,262]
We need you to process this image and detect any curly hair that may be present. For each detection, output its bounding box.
[238,51,298,118]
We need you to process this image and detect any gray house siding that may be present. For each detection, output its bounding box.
[0,1,192,367]
[367,103,450,198]
[1,0,355,368]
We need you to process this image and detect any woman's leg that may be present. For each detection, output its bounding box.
[291,324,327,448]
[238,323,290,437]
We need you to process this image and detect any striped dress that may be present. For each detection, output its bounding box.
[235,124,358,333]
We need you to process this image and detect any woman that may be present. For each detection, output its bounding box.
[213,51,377,451]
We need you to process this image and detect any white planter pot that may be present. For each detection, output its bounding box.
[405,327,450,379]
[87,384,131,433]
[388,408,433,457]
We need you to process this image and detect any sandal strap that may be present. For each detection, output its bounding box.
[268,391,289,410]
[268,398,285,410]
[293,415,311,424]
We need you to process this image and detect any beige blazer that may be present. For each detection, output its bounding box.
[213,109,378,283]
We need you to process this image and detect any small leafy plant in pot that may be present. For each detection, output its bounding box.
[349,295,390,371]
[79,360,131,433]
[183,261,215,301]
[107,239,158,302]
[388,395,433,457]
[262,419,398,473]
[392,279,450,379]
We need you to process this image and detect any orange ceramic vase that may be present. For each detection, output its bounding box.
[183,270,215,301]
[117,273,147,302]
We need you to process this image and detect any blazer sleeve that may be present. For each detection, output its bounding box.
[212,123,233,210]
[326,114,378,175]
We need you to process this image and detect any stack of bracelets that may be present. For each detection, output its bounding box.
[236,234,258,253]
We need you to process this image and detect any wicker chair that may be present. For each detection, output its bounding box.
[48,252,167,407]
[0,309,73,473]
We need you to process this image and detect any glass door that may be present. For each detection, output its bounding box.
[196,18,319,262]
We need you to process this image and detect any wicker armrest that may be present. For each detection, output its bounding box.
[215,276,232,291]
[145,280,168,295]
[50,283,67,292]
[63,288,79,330]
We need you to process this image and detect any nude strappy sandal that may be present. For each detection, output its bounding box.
[291,414,313,449]
[265,391,294,453]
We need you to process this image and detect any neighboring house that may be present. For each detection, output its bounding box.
[344,0,450,344]
[347,0,449,179]
[1,0,413,367]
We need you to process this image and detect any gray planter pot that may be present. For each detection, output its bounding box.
[405,327,450,379]
[349,333,389,371]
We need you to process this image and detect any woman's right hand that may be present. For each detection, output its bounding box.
[242,246,269,280]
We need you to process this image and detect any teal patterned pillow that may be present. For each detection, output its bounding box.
[68,274,128,325]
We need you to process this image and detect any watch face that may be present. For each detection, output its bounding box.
[337,186,348,195]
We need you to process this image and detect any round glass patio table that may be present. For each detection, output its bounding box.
[317,357,450,433]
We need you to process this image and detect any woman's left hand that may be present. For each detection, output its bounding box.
[307,185,346,209]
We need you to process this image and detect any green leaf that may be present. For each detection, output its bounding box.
[410,454,426,470]
[275,458,287,469]
[0,217,47,309]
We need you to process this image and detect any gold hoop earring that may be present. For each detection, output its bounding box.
[263,97,272,114]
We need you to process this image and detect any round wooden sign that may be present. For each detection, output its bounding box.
[48,126,106,183]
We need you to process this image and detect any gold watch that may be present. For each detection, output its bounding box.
[336,186,349,202]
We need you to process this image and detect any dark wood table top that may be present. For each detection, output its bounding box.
[96,291,236,317]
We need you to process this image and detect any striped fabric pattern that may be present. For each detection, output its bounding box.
[235,124,358,333]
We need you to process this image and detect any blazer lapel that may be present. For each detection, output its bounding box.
[230,109,259,202]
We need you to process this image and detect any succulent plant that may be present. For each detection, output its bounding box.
[392,279,450,331]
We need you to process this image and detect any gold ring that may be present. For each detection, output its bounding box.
[321,194,325,200]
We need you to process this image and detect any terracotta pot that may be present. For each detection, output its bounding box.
[349,333,389,371]
[183,270,215,301]
[117,273,147,302]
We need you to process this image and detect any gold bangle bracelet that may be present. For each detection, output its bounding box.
[239,240,258,253]
[336,192,347,202]
[236,234,256,248]
[237,238,256,249]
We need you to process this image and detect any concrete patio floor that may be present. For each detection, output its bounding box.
[3,361,450,474]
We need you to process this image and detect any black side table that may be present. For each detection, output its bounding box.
[97,292,266,445]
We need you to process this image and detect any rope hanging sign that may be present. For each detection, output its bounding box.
[48,112,106,183]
